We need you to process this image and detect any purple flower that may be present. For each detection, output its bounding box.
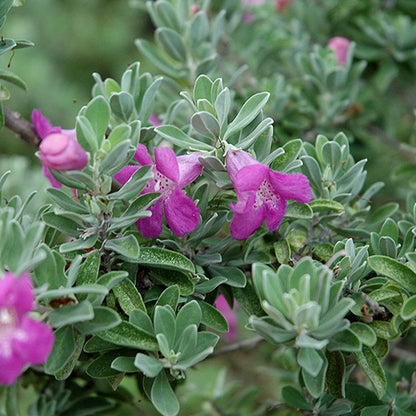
[149,113,162,127]
[31,110,88,188]
[0,272,54,385]
[115,144,203,238]
[226,149,312,240]
[328,37,351,66]
[215,295,238,342]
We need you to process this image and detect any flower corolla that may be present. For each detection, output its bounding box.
[328,36,351,66]
[0,272,54,385]
[226,149,312,240]
[31,110,88,188]
[115,144,203,238]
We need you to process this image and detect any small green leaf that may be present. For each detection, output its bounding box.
[97,321,158,351]
[191,111,220,138]
[302,351,328,398]
[110,92,134,122]
[354,345,387,399]
[86,351,121,379]
[85,95,110,146]
[155,27,187,62]
[193,74,212,103]
[155,125,214,151]
[209,265,247,288]
[196,300,229,332]
[151,269,195,296]
[154,306,176,350]
[75,307,121,334]
[104,234,140,261]
[273,239,291,264]
[49,300,94,327]
[77,251,101,285]
[326,350,346,398]
[285,201,313,219]
[54,330,85,381]
[281,386,312,410]
[99,139,134,176]
[0,68,27,90]
[155,285,180,310]
[297,347,324,377]
[113,278,146,315]
[151,371,180,416]
[367,203,399,225]
[45,326,76,375]
[350,322,377,346]
[46,188,89,214]
[401,294,416,320]
[111,356,137,373]
[368,255,416,293]
[224,92,270,140]
[309,199,344,212]
[272,139,303,171]
[138,247,195,274]
[134,353,163,378]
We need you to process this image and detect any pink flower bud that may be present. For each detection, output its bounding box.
[40,131,88,171]
[276,0,292,12]
[328,36,351,66]
[191,4,200,14]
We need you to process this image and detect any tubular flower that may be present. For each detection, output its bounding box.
[328,36,351,66]
[31,110,88,188]
[115,144,203,238]
[0,272,54,385]
[215,295,238,342]
[226,149,312,240]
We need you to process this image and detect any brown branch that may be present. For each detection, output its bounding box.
[3,105,40,147]
[211,336,265,358]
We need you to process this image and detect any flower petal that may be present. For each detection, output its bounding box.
[230,191,256,214]
[0,348,25,385]
[136,199,163,238]
[177,152,203,187]
[232,164,268,192]
[230,204,266,240]
[0,273,34,318]
[31,109,61,139]
[269,171,312,203]
[226,149,258,183]
[42,165,62,189]
[164,189,200,237]
[114,165,140,186]
[134,143,153,166]
[14,317,54,365]
[154,147,179,183]
[265,197,287,231]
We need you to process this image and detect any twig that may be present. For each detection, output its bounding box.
[211,336,265,358]
[3,105,40,147]
[367,125,416,166]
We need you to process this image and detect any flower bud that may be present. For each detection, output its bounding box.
[40,131,88,171]
[328,36,351,66]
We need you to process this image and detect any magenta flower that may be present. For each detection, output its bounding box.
[276,0,293,12]
[31,110,88,188]
[226,149,312,240]
[114,144,203,238]
[215,295,238,342]
[149,113,162,127]
[328,37,351,66]
[0,272,54,385]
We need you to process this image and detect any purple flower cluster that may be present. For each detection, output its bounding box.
[116,146,312,240]
[0,272,54,385]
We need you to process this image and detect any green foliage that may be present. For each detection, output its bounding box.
[3,1,416,415]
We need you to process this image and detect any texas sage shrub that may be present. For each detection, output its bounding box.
[1,1,416,415]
